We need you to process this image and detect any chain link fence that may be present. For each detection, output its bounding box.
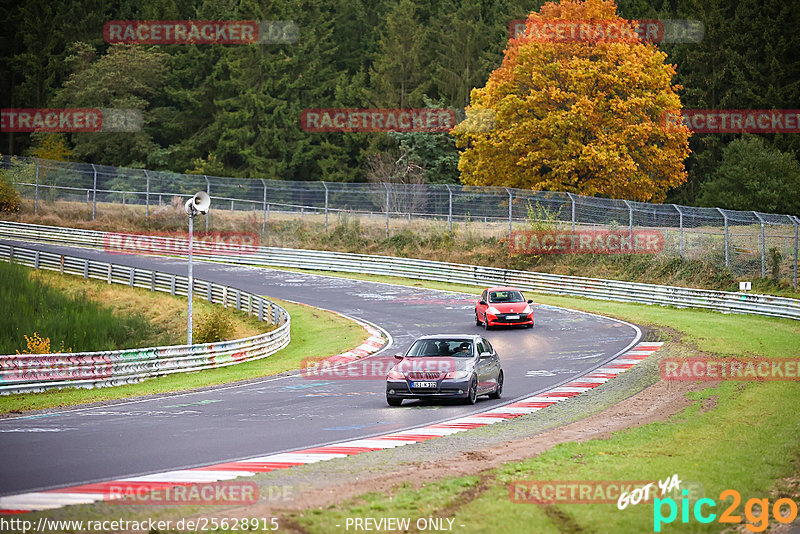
[2,155,798,288]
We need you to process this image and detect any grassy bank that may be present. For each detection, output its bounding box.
[0,262,368,414]
[5,198,798,298]
[1,261,155,354]
[0,297,367,414]
[0,261,265,354]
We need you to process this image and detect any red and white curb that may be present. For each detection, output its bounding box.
[0,342,661,514]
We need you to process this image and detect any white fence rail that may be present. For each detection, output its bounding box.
[1,221,798,322]
[0,240,290,395]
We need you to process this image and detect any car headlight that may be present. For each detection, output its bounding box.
[445,370,470,379]
[387,367,405,380]
[487,306,500,315]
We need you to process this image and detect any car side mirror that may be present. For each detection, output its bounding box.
[394,355,404,360]
[480,352,492,359]
[527,299,533,304]
[479,300,487,306]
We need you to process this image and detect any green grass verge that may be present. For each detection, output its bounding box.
[271,267,800,534]
[0,261,154,354]
[0,297,367,415]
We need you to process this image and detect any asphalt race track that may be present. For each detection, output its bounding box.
[0,240,640,497]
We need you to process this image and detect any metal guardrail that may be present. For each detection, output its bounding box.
[0,240,290,395]
[2,155,798,285]
[1,221,798,322]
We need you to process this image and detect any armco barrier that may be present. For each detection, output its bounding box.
[1,221,799,321]
[0,241,290,394]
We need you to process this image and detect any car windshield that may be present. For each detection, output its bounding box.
[488,290,525,303]
[406,339,474,357]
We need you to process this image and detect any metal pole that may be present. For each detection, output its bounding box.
[445,184,453,234]
[322,181,329,233]
[673,204,683,258]
[383,183,390,237]
[623,200,633,243]
[204,175,210,231]
[753,212,766,278]
[793,215,799,290]
[505,187,513,241]
[91,163,97,220]
[144,169,150,217]
[567,192,576,232]
[187,213,194,345]
[260,178,267,233]
[34,158,39,214]
[716,208,729,267]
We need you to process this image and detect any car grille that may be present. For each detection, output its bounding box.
[407,372,443,380]
[497,314,528,323]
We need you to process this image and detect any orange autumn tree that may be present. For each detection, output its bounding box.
[452,0,690,202]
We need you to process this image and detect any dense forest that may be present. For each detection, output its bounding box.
[1,0,799,212]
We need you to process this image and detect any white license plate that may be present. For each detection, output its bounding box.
[411,381,437,388]
[506,315,520,320]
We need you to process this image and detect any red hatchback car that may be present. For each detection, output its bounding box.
[475,287,534,329]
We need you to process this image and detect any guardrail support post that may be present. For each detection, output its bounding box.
[59,255,64,274]
[716,208,729,268]
[34,250,39,269]
[445,184,453,234]
[204,175,210,231]
[673,204,684,258]
[623,200,633,243]
[91,163,97,221]
[322,181,329,233]
[753,212,766,278]
[260,178,268,233]
[84,259,88,279]
[383,183,390,237]
[567,192,576,232]
[207,283,212,302]
[171,274,176,295]
[129,269,134,287]
[258,299,264,321]
[505,187,513,241]
[144,169,150,217]
[107,264,112,284]
[34,158,39,214]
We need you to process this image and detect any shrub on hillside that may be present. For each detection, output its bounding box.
[0,170,21,213]
[194,306,236,344]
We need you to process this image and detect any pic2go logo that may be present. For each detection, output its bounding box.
[653,490,799,532]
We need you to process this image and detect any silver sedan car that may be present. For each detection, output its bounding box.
[385,334,503,406]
